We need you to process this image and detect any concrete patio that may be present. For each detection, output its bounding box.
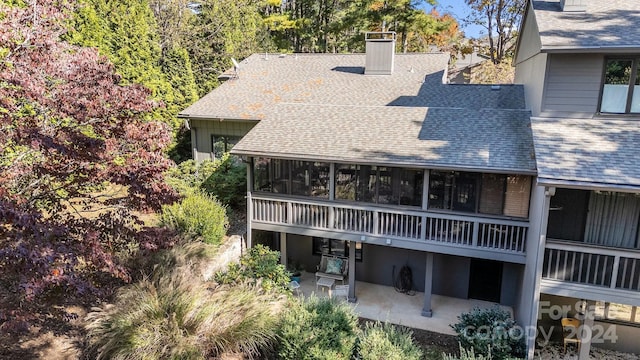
[294,272,513,335]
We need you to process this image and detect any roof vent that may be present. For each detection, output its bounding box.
[365,32,396,75]
[560,0,586,12]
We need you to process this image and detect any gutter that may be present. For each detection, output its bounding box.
[230,149,538,176]
[540,45,640,54]
[536,177,640,193]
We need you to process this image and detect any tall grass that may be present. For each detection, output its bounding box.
[86,245,286,359]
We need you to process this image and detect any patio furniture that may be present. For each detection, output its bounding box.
[332,284,349,300]
[316,276,335,296]
[289,280,301,295]
[315,254,348,284]
[561,317,581,353]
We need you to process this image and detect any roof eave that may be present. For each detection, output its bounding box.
[537,177,640,193]
[231,149,537,175]
[540,45,640,54]
[177,114,261,122]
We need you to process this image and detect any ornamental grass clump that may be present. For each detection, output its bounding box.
[86,249,286,360]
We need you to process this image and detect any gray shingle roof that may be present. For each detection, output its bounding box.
[180,53,525,120]
[232,104,536,173]
[533,0,640,50]
[531,117,640,187]
[180,53,449,120]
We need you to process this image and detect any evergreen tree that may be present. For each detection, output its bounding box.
[67,0,191,132]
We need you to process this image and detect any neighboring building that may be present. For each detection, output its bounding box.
[514,0,640,358]
[183,1,640,356]
[448,51,491,84]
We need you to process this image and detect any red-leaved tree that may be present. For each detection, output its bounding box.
[0,0,177,321]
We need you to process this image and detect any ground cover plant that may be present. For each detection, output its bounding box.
[451,306,526,359]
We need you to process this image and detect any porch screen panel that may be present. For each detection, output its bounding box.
[585,192,640,249]
[503,175,531,218]
[479,174,505,215]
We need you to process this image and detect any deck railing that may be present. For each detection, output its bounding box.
[543,241,640,292]
[251,194,528,254]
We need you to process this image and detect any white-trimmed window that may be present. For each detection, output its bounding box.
[600,58,640,114]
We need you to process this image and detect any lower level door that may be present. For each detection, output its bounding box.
[468,259,503,303]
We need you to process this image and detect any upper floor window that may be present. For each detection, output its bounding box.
[600,58,640,114]
[428,171,531,218]
[211,135,240,159]
[253,158,329,198]
[334,164,423,207]
[547,189,640,249]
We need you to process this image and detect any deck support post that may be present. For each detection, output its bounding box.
[348,241,357,302]
[422,252,434,317]
[578,300,595,360]
[280,232,288,268]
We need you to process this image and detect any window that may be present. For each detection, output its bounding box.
[290,160,330,197]
[428,171,530,218]
[253,158,329,198]
[595,301,640,324]
[210,135,240,159]
[312,237,363,261]
[600,58,640,114]
[429,171,478,212]
[335,164,423,206]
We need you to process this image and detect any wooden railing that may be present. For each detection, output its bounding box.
[543,241,640,292]
[250,194,528,255]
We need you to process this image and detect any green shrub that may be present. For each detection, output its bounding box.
[358,321,423,360]
[160,192,228,245]
[201,153,246,208]
[85,262,287,360]
[166,159,220,196]
[450,306,526,360]
[215,244,290,293]
[277,296,359,360]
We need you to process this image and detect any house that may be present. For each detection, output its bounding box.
[448,50,491,84]
[184,30,539,349]
[181,1,640,355]
[514,0,640,358]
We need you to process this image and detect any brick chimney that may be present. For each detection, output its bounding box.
[365,32,396,75]
[560,0,586,12]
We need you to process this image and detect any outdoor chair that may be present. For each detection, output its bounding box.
[561,317,581,353]
[315,254,348,284]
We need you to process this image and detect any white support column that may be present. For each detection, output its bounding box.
[245,158,253,250]
[422,252,434,317]
[191,126,198,161]
[524,185,552,360]
[422,170,430,210]
[329,163,335,201]
[348,242,357,303]
[246,192,252,250]
[280,232,288,268]
[578,300,595,360]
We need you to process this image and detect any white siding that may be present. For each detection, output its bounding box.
[542,54,603,115]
